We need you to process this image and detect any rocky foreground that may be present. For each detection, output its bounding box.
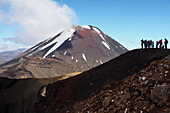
[73,55,170,113]
[34,49,170,113]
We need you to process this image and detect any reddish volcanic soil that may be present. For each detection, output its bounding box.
[34,49,170,113]
[73,55,170,113]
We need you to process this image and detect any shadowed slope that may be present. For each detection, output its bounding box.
[34,49,170,113]
[73,55,170,113]
[0,72,81,113]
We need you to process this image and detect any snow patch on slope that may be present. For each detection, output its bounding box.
[31,45,39,51]
[93,27,100,34]
[45,37,53,42]
[102,41,110,50]
[27,54,32,57]
[76,59,78,63]
[99,60,103,64]
[99,34,106,41]
[119,45,125,50]
[82,25,91,30]
[92,27,106,41]
[92,26,111,50]
[41,28,75,58]
[23,40,47,56]
[68,38,72,41]
[64,51,67,55]
[82,53,87,61]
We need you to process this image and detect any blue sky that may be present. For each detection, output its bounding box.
[57,0,170,49]
[0,0,170,51]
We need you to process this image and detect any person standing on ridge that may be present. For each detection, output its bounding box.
[159,39,162,48]
[147,40,150,48]
[152,41,154,48]
[150,40,152,48]
[164,38,168,49]
[149,40,152,48]
[144,40,147,49]
[156,41,159,48]
[141,39,144,49]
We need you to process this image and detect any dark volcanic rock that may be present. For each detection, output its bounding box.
[151,84,170,107]
[0,73,80,113]
[34,49,170,113]
[0,25,127,78]
[73,55,170,113]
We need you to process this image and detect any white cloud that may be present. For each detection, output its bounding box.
[0,42,26,52]
[0,12,2,21]
[0,0,77,46]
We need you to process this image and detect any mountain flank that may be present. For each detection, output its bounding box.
[34,49,170,113]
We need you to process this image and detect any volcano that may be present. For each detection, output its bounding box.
[0,25,127,78]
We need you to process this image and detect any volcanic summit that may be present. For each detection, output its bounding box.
[0,25,128,78]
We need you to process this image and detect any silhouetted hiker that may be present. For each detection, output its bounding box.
[164,38,168,49]
[159,39,162,48]
[162,45,164,49]
[156,41,159,48]
[141,39,144,49]
[149,40,152,48]
[152,41,154,48]
[144,40,147,49]
[147,41,150,48]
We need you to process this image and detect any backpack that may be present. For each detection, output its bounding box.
[159,40,162,44]
[165,39,168,43]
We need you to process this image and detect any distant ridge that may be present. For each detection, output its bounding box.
[0,48,26,65]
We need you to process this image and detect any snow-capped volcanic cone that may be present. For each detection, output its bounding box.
[0,25,128,78]
[20,25,127,59]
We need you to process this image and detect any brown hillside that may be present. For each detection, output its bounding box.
[34,49,170,113]
[73,55,170,113]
